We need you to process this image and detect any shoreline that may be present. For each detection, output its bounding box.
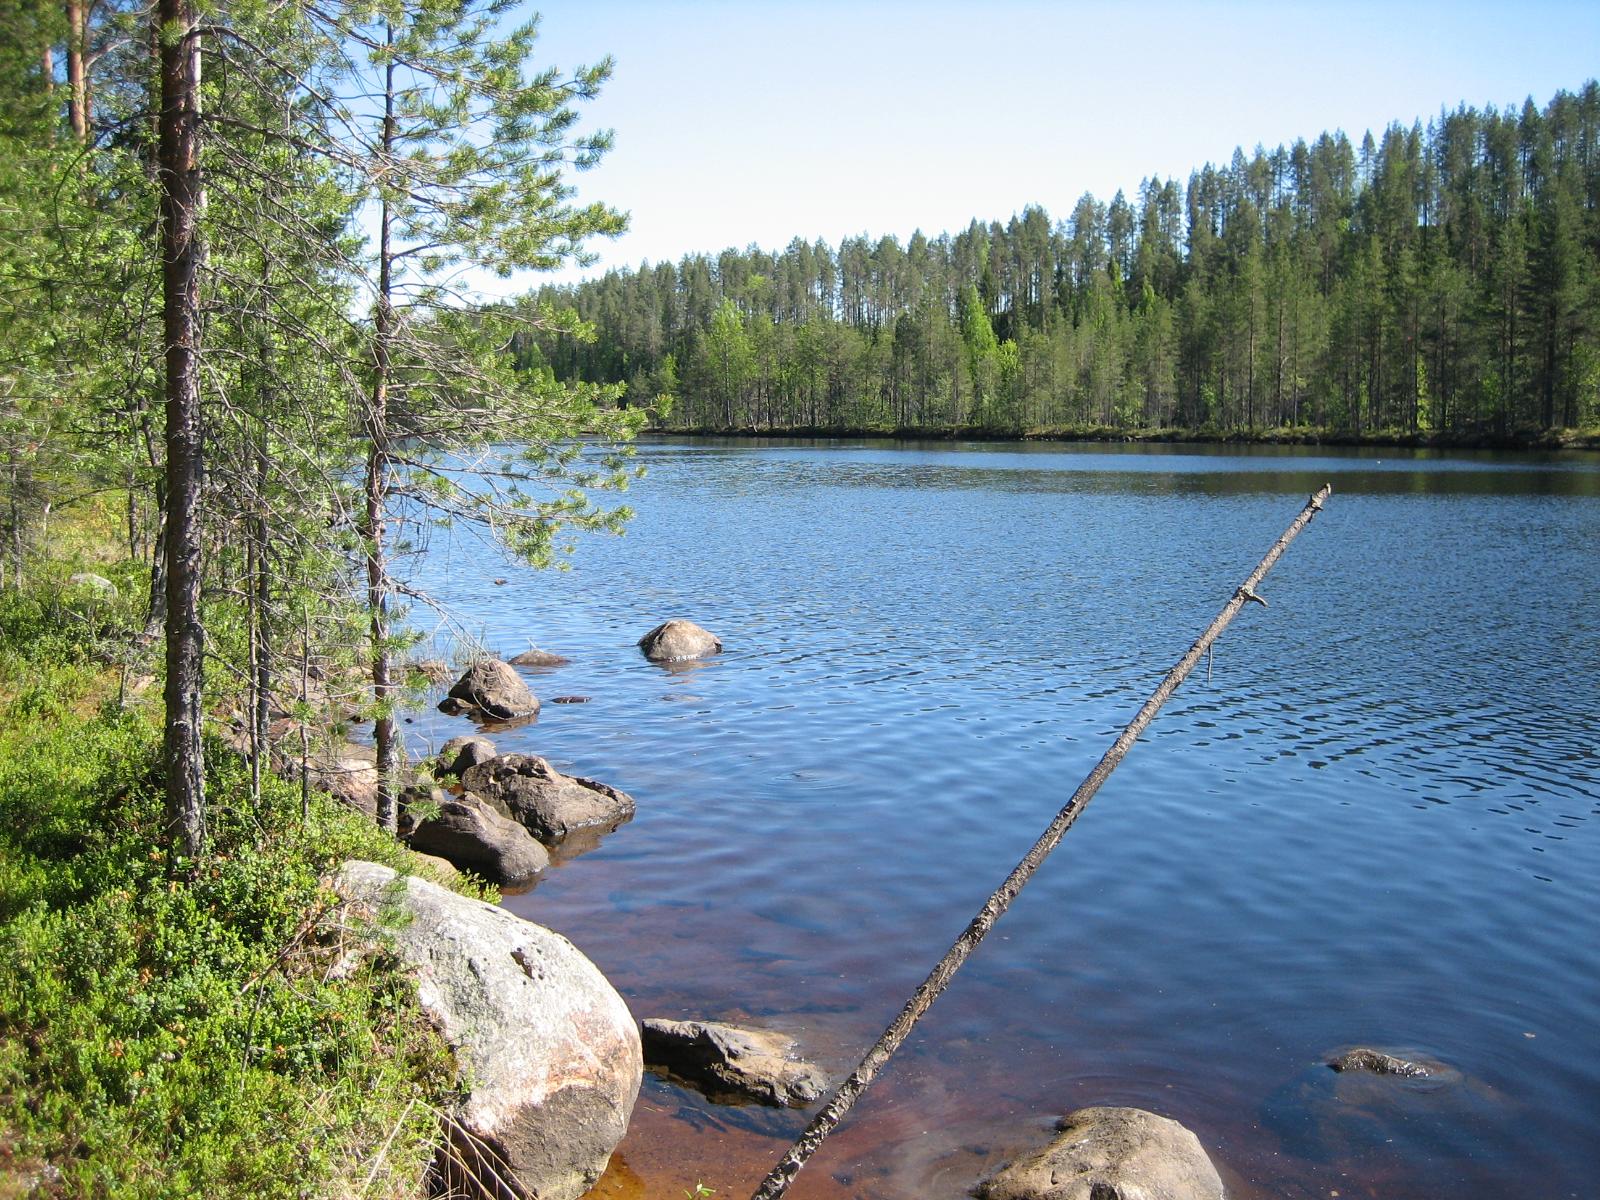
[638,423,1600,452]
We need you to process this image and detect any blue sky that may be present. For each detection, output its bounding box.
[504,0,1600,289]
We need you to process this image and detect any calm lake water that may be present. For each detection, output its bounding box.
[404,439,1600,1200]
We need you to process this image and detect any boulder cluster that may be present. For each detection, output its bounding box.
[405,619,720,886]
[402,735,633,889]
[314,620,724,1198]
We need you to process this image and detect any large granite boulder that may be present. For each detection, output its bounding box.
[637,619,721,662]
[434,735,497,779]
[640,1018,826,1108]
[329,862,641,1200]
[440,659,539,721]
[977,1106,1224,1200]
[461,754,635,847]
[403,789,549,888]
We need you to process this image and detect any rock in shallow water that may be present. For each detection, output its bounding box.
[461,753,635,847]
[434,734,497,778]
[403,788,549,887]
[509,647,571,668]
[328,861,641,1200]
[1328,1046,1439,1078]
[637,619,721,662]
[639,1018,826,1108]
[440,659,539,720]
[976,1106,1224,1200]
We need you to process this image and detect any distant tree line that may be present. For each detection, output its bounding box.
[529,83,1600,438]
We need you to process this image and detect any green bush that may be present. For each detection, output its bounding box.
[0,587,467,1198]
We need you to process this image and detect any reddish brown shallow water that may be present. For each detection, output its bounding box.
[408,440,1600,1198]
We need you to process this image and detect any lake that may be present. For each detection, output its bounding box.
[403,438,1600,1200]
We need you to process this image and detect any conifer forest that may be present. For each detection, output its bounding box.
[533,84,1600,440]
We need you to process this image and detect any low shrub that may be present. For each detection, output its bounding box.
[0,583,469,1199]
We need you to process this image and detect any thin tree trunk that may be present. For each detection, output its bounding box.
[1542,305,1557,430]
[248,257,274,805]
[1246,304,1256,429]
[66,0,88,142]
[366,25,399,834]
[1274,297,1285,425]
[247,517,262,805]
[141,479,167,642]
[147,15,160,169]
[252,403,272,801]
[136,18,163,645]
[299,597,312,822]
[125,467,139,558]
[158,0,206,856]
[6,453,21,590]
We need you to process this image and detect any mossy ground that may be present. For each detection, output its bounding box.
[0,553,476,1199]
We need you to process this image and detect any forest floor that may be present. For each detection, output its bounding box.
[0,522,474,1200]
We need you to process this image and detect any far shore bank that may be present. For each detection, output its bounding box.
[640,423,1600,452]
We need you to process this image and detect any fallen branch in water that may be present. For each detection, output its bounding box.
[750,484,1333,1200]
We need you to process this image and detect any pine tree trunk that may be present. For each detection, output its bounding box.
[252,408,272,801]
[158,0,207,856]
[366,29,399,834]
[366,434,396,832]
[66,0,88,142]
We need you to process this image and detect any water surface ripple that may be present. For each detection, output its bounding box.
[405,440,1600,1200]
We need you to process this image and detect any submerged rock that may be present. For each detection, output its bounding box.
[403,788,549,887]
[639,1018,826,1108]
[977,1106,1224,1200]
[637,619,721,662]
[510,647,571,668]
[1261,1047,1473,1165]
[328,862,641,1200]
[440,658,539,721]
[461,754,635,847]
[434,734,497,779]
[1328,1047,1440,1078]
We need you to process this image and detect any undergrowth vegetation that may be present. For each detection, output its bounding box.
[0,567,472,1198]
